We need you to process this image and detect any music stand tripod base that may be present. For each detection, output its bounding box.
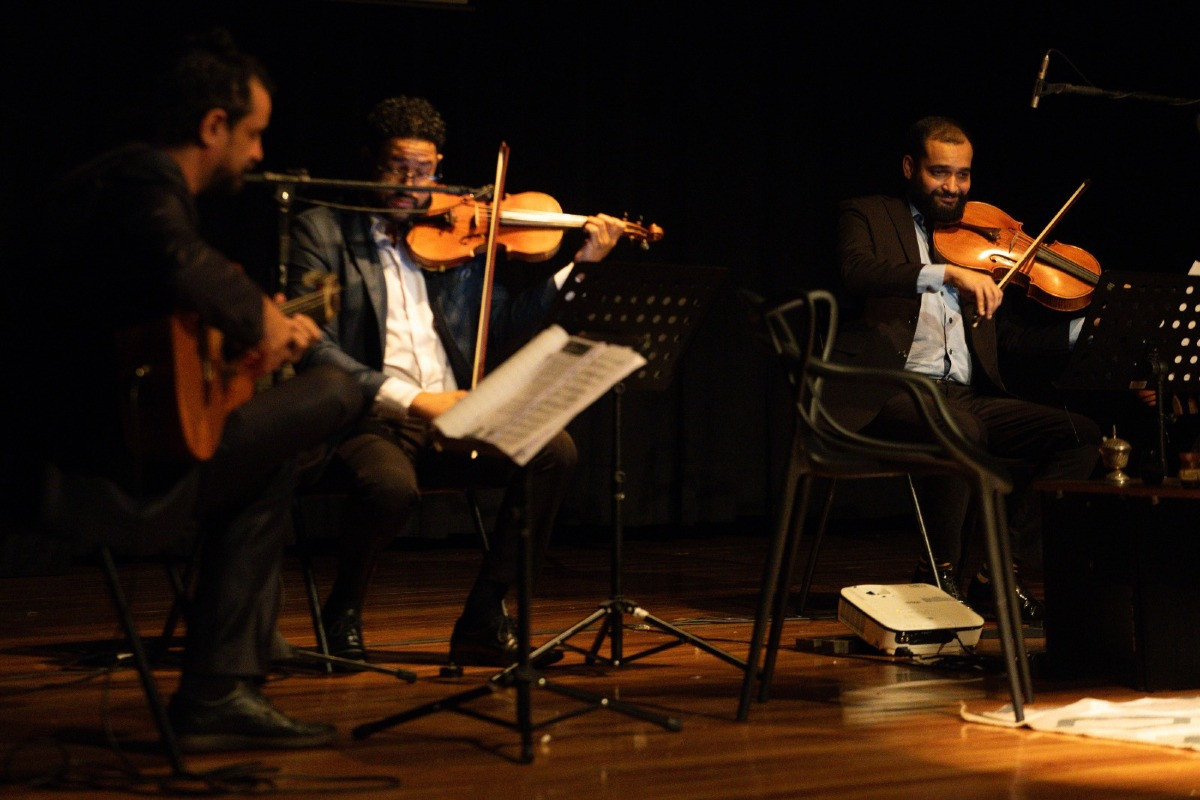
[544,261,746,672]
[351,465,682,763]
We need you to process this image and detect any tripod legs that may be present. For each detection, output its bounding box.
[533,387,746,673]
[350,470,682,761]
[352,665,682,762]
[531,598,746,671]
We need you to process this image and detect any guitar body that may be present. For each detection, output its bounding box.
[117,313,256,462]
[169,314,257,460]
[116,277,339,463]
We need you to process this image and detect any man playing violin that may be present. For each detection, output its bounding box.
[287,95,627,667]
[830,115,1101,621]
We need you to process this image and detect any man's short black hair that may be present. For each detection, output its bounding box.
[364,96,447,151]
[904,116,972,162]
[150,27,275,147]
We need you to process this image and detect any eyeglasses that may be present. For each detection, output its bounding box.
[376,160,438,184]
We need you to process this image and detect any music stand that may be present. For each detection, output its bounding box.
[352,446,682,762]
[1056,269,1200,477]
[529,261,745,671]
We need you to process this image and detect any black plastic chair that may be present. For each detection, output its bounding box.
[737,289,1032,722]
[739,291,944,614]
[39,461,201,775]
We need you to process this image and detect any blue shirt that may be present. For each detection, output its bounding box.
[906,207,972,384]
[905,206,1083,386]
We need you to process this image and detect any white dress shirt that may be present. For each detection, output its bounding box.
[368,216,576,419]
[371,217,458,419]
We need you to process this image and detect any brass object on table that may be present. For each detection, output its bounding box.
[1099,426,1132,486]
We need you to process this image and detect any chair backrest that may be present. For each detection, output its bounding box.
[38,461,200,560]
[758,290,853,461]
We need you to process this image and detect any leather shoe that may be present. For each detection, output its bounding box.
[168,680,336,752]
[270,628,298,662]
[449,614,563,668]
[912,561,965,603]
[322,606,366,661]
[966,573,1045,623]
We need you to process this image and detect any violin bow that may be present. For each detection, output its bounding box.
[471,141,510,388]
[996,179,1091,291]
[972,178,1091,328]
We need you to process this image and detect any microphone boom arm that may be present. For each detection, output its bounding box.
[244,171,486,195]
[1036,81,1200,107]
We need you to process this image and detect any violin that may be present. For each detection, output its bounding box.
[405,190,664,271]
[932,197,1101,313]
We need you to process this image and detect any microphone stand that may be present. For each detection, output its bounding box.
[244,170,490,293]
[1035,82,1200,107]
[245,170,485,196]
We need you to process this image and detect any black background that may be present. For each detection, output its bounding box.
[6,1,1199,530]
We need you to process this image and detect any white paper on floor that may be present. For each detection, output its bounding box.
[963,697,1200,751]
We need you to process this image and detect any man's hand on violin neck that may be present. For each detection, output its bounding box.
[573,213,626,263]
[944,265,1004,319]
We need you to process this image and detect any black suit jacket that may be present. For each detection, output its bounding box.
[28,144,266,477]
[827,194,1071,431]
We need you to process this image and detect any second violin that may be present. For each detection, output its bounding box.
[933,197,1101,313]
[406,191,664,271]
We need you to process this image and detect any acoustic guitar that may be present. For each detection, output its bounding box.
[116,275,341,462]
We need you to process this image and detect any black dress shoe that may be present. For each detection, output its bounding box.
[449,614,563,668]
[270,628,298,662]
[322,606,366,661]
[966,574,1045,623]
[912,561,965,603]
[167,681,336,752]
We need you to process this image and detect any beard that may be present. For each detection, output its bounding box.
[206,163,247,196]
[913,187,968,225]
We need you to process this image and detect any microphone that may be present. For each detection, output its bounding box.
[1031,51,1050,108]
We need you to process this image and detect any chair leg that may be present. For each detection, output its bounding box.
[98,545,187,775]
[298,548,334,674]
[758,474,816,704]
[464,488,490,552]
[793,478,838,617]
[738,437,805,720]
[989,490,1033,703]
[906,475,942,591]
[154,542,200,661]
[976,485,1032,721]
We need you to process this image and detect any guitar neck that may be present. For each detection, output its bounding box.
[279,284,339,324]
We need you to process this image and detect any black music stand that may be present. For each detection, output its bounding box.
[352,446,682,763]
[529,261,745,671]
[1056,269,1200,477]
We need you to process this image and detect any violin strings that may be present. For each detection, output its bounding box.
[1003,230,1086,274]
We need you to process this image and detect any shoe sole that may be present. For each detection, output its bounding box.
[176,729,337,753]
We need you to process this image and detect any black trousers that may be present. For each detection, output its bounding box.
[864,383,1101,567]
[317,414,578,619]
[183,364,361,678]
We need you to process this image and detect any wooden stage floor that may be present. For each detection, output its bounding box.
[2,521,1198,799]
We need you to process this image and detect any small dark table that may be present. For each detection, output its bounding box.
[1037,478,1200,690]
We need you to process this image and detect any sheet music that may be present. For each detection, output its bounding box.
[433,324,646,465]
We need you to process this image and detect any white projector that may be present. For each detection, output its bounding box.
[838,583,984,655]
